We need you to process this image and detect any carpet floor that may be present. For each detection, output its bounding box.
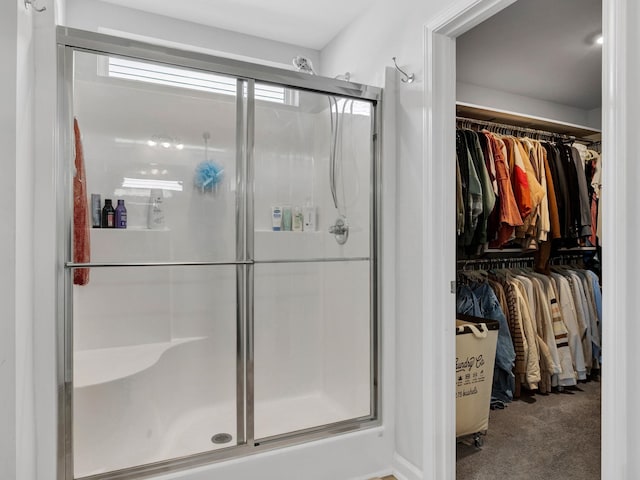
[456,378,601,480]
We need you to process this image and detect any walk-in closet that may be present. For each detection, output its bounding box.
[454,0,602,478]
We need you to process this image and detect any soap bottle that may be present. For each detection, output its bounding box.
[303,202,316,232]
[282,205,292,231]
[101,199,115,228]
[292,206,303,232]
[115,199,127,229]
[148,189,165,230]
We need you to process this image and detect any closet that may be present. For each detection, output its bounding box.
[453,0,602,478]
[454,110,603,476]
[455,110,602,388]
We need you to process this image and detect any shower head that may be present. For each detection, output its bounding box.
[292,56,316,75]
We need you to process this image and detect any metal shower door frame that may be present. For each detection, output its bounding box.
[57,26,382,480]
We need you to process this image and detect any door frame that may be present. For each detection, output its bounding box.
[423,0,622,478]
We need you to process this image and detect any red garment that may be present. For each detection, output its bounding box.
[73,118,90,285]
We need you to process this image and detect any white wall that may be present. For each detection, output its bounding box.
[1,1,37,480]
[16,4,37,480]
[64,0,321,71]
[33,2,61,478]
[0,2,19,478]
[456,80,599,128]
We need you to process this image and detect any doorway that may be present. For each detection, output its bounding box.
[423,0,619,478]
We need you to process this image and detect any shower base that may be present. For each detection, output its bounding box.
[76,391,353,478]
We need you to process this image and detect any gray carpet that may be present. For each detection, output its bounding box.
[457,379,601,480]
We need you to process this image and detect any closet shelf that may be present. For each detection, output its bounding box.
[457,102,602,141]
[74,336,206,388]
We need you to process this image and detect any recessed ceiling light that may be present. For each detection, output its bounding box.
[595,34,603,45]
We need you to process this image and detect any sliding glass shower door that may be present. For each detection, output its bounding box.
[69,50,243,477]
[61,32,379,480]
[252,87,374,439]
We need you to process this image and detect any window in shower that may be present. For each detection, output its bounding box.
[62,39,378,480]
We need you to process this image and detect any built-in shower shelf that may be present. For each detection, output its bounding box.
[254,229,325,234]
[74,336,205,388]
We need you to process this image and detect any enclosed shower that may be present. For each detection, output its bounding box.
[59,29,380,479]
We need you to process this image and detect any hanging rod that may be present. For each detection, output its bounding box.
[456,115,579,142]
[456,252,586,268]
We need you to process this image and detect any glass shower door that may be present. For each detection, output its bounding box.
[69,50,243,477]
[252,86,375,439]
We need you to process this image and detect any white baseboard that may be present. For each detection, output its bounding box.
[392,453,423,480]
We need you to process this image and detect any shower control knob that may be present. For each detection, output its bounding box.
[329,215,349,245]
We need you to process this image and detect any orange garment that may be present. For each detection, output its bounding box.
[513,138,544,242]
[484,132,523,248]
[73,118,90,285]
[502,137,532,221]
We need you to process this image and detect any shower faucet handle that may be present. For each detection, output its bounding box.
[329,216,349,245]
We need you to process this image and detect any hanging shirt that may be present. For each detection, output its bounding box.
[456,131,483,247]
[464,130,496,249]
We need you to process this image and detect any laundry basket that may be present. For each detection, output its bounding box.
[456,313,499,446]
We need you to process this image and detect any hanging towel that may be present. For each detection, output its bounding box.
[73,117,90,285]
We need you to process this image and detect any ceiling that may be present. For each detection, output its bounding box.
[98,0,373,50]
[457,0,602,110]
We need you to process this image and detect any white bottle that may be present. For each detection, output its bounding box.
[271,206,282,231]
[148,189,165,230]
[303,203,316,232]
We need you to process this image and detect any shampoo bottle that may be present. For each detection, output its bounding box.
[115,199,127,229]
[148,189,165,230]
[101,199,115,228]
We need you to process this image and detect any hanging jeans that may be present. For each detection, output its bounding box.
[457,283,516,404]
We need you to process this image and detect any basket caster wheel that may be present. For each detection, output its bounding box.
[473,434,483,448]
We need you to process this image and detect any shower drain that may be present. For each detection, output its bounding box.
[211,433,233,444]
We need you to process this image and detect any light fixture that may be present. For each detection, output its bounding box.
[161,141,171,148]
[147,139,157,147]
[175,143,184,150]
[595,34,603,45]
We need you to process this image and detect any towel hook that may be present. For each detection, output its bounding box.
[392,57,414,83]
[24,0,46,12]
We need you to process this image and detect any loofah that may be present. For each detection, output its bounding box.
[194,160,224,191]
